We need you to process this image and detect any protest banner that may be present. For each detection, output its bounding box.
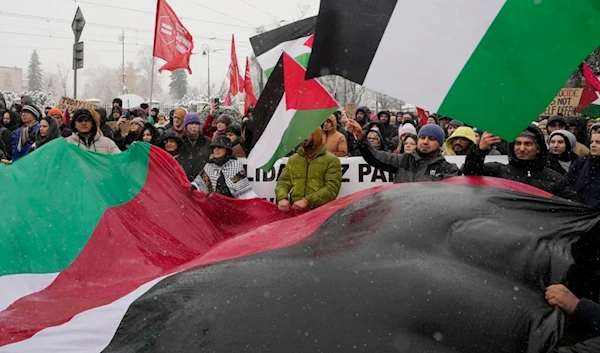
[542,88,583,116]
[241,155,508,202]
[57,96,99,112]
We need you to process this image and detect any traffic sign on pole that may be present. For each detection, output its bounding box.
[71,7,86,43]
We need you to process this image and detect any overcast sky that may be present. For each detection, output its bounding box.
[0,0,319,89]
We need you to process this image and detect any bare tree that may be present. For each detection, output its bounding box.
[57,64,69,96]
[135,47,163,99]
[318,76,367,105]
[82,66,121,103]
[565,46,600,88]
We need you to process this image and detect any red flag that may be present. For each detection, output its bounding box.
[224,88,232,106]
[243,57,257,115]
[229,35,243,95]
[416,107,428,127]
[153,0,194,74]
[576,63,600,112]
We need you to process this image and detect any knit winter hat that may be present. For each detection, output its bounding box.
[47,107,62,117]
[447,120,464,127]
[418,124,445,146]
[184,112,201,127]
[549,130,577,152]
[548,116,567,127]
[21,105,41,119]
[398,123,417,137]
[130,117,146,129]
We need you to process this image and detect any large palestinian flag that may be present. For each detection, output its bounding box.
[305,0,600,140]
[247,52,338,171]
[2,138,600,352]
[250,16,316,77]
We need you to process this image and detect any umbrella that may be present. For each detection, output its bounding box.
[198,106,243,126]
[118,94,145,109]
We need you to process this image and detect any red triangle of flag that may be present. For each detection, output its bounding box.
[577,81,598,112]
[304,34,314,49]
[283,52,337,111]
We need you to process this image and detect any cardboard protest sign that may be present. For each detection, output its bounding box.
[542,88,582,116]
[57,96,99,112]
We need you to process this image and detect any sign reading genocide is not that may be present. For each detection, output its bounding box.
[542,88,583,116]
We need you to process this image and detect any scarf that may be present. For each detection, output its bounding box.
[18,123,38,152]
[210,154,234,167]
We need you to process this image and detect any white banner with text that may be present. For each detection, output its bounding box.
[240,156,509,202]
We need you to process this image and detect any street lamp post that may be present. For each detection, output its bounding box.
[202,44,211,100]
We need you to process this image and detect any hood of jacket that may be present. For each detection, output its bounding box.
[3,110,20,130]
[34,116,61,148]
[366,128,387,151]
[95,108,108,125]
[355,106,371,124]
[444,127,477,156]
[160,130,184,152]
[377,111,391,126]
[138,122,161,145]
[509,124,547,171]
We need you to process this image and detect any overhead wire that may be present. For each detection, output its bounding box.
[186,0,256,27]
[71,0,256,29]
[0,12,252,49]
[238,0,283,22]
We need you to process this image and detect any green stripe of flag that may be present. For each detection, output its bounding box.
[265,52,312,78]
[261,108,338,170]
[439,0,600,139]
[0,139,149,275]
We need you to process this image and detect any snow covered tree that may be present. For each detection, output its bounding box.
[27,50,44,92]
[169,69,188,100]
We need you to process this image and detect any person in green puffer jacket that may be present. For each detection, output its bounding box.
[276,128,342,212]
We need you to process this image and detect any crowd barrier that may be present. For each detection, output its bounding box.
[239,156,509,202]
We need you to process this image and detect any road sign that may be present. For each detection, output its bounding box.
[73,41,84,70]
[71,7,86,43]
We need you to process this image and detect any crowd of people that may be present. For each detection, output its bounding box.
[0,93,599,351]
[0,95,599,211]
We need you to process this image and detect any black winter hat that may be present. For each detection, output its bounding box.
[210,136,233,152]
[226,123,242,137]
[548,116,567,127]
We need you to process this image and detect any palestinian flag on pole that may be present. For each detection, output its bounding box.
[577,63,600,113]
[305,0,600,140]
[247,52,339,171]
[250,16,316,78]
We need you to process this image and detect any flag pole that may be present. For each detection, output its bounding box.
[149,58,155,109]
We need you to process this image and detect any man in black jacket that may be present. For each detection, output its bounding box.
[347,120,459,183]
[463,125,581,201]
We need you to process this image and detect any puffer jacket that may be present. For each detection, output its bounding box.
[275,146,342,209]
[65,133,121,154]
[358,139,459,183]
[323,115,348,157]
[463,125,580,201]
